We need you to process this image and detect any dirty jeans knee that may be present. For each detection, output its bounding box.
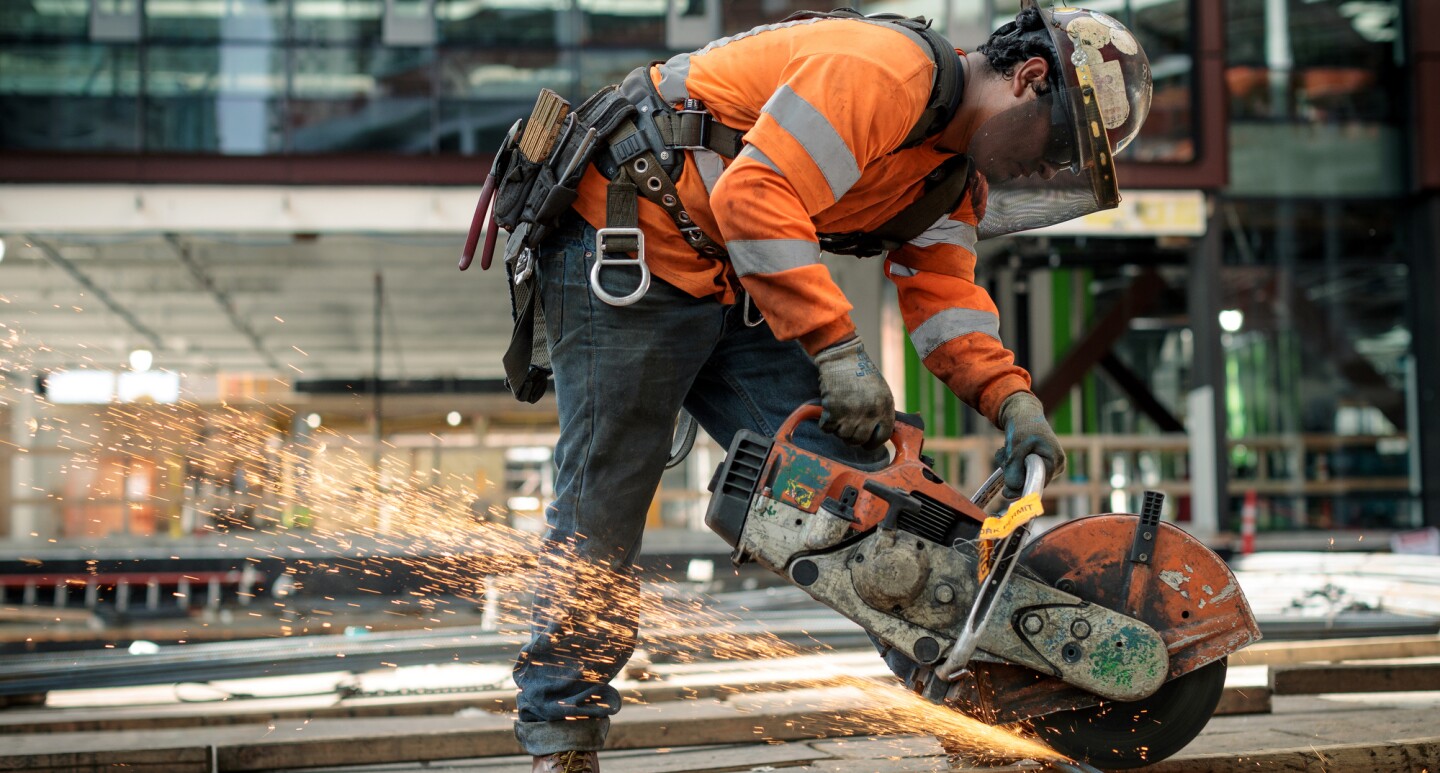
[513,213,720,755]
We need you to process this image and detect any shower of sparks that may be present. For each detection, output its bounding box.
[0,318,1071,767]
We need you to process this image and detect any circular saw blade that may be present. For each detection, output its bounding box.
[1028,656,1228,769]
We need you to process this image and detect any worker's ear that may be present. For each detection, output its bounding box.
[1011,56,1051,98]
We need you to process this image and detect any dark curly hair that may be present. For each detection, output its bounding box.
[977,7,1059,94]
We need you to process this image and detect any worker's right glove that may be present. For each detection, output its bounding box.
[813,336,894,450]
[995,391,1066,499]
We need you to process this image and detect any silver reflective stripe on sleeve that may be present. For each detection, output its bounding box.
[655,17,829,103]
[728,239,821,277]
[889,263,919,277]
[761,85,861,202]
[910,308,1001,359]
[738,144,783,176]
[909,214,979,252]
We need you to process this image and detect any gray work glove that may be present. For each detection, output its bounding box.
[813,336,894,450]
[994,391,1066,499]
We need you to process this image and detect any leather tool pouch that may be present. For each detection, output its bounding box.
[490,85,639,249]
[492,150,541,232]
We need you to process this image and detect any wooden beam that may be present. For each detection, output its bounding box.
[1270,662,1440,696]
[1142,738,1440,773]
[0,681,1271,771]
[1215,686,1271,716]
[0,746,212,773]
[0,675,871,735]
[1230,635,1440,667]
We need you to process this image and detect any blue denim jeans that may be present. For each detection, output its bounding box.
[512,214,917,755]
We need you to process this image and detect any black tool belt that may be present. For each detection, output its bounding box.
[493,69,743,403]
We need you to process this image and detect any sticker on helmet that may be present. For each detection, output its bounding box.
[1066,16,1112,49]
[1091,55,1130,129]
[1110,28,1139,55]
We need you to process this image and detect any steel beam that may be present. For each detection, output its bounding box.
[24,236,163,352]
[164,234,283,373]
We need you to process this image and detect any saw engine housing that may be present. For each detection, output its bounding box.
[705,406,1261,743]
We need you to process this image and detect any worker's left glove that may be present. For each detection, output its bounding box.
[813,336,895,450]
[994,391,1066,499]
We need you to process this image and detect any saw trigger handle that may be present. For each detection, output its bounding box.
[776,402,924,463]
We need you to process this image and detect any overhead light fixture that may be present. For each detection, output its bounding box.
[305,413,322,429]
[0,236,6,263]
[128,348,153,372]
[1218,309,1244,333]
[446,411,462,427]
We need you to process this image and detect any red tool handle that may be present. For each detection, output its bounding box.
[479,196,501,271]
[458,173,498,271]
[775,402,924,463]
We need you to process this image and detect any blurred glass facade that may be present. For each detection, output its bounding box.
[0,0,869,155]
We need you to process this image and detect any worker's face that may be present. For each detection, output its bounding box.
[970,58,1079,183]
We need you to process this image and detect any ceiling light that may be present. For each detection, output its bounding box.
[446,411,462,427]
[128,348,153,372]
[1218,309,1244,333]
[305,413,322,429]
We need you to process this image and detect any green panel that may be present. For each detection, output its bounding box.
[1252,337,1270,434]
[1052,270,1074,435]
[904,332,923,417]
[1225,347,1246,438]
[903,319,970,440]
[1082,269,1098,435]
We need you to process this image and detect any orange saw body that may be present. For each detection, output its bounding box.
[705,404,1260,769]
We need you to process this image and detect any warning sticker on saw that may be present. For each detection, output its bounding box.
[979,493,1044,540]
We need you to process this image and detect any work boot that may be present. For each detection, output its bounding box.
[531,750,599,773]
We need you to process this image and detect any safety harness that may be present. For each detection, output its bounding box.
[486,8,972,405]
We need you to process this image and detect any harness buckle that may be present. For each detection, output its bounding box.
[592,227,650,306]
[513,247,535,285]
[672,102,711,151]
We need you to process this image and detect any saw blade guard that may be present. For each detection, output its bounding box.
[1019,515,1262,679]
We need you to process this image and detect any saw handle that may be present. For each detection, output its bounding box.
[776,402,924,462]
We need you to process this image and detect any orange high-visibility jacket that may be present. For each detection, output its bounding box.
[571,17,1031,424]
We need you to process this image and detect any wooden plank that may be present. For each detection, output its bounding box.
[0,675,885,735]
[3,670,1270,738]
[1214,685,1270,715]
[0,746,211,773]
[449,743,835,773]
[214,699,872,771]
[1230,635,1440,667]
[1270,662,1440,695]
[1141,738,1440,773]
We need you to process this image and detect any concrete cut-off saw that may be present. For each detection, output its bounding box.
[704,404,1261,770]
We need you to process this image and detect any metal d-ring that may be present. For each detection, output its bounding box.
[742,292,765,327]
[592,227,650,306]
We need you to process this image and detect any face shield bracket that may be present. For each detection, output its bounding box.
[1069,61,1120,210]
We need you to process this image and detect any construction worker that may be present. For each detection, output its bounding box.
[503,4,1153,771]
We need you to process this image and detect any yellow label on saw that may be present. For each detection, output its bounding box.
[978,493,1044,540]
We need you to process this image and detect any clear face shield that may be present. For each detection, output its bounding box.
[969,81,1120,240]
